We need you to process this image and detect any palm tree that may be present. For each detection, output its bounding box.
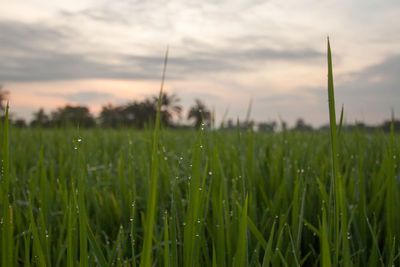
[153,92,182,126]
[188,99,211,129]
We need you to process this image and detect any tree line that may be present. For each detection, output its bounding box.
[1,86,213,129]
[1,86,399,132]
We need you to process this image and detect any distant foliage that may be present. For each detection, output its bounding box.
[0,85,9,113]
[187,99,211,129]
[50,105,95,128]
[99,92,182,128]
[31,108,50,127]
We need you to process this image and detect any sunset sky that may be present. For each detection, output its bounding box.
[1,0,399,126]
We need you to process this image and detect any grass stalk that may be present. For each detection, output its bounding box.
[140,47,169,267]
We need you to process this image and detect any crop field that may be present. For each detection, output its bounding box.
[1,42,400,266]
[1,121,399,266]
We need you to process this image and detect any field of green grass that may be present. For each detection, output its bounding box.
[1,41,399,266]
[1,124,399,266]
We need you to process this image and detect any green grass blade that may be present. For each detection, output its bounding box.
[29,200,47,267]
[247,216,267,249]
[1,103,13,267]
[163,213,169,267]
[337,104,344,137]
[261,221,276,267]
[87,224,107,267]
[140,46,168,267]
[321,205,331,267]
[78,174,88,267]
[233,194,248,267]
[130,202,137,267]
[327,37,349,265]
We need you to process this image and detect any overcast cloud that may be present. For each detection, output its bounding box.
[1,0,399,125]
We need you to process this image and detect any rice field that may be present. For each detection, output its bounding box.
[1,41,399,266]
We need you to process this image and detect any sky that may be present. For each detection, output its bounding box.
[1,0,399,126]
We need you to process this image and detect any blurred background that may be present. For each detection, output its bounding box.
[0,0,399,128]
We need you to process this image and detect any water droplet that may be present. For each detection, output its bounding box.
[77,138,82,142]
[130,218,134,222]
[74,146,78,150]
[208,171,213,176]
[164,156,168,161]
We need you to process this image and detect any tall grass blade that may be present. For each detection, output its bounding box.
[337,104,344,137]
[327,37,349,265]
[163,213,169,267]
[321,205,331,267]
[1,103,12,266]
[233,194,248,267]
[87,224,107,267]
[29,200,47,267]
[78,173,88,267]
[140,46,169,267]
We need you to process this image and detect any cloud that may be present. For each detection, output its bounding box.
[45,91,114,104]
[0,20,324,82]
[252,54,400,125]
[60,8,130,25]
[336,54,400,106]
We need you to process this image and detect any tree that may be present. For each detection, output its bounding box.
[13,118,27,128]
[153,92,182,126]
[51,105,95,127]
[99,103,124,128]
[120,93,182,129]
[31,108,50,127]
[122,99,157,128]
[381,120,400,132]
[258,121,277,132]
[0,85,9,113]
[187,99,211,129]
[293,118,313,131]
